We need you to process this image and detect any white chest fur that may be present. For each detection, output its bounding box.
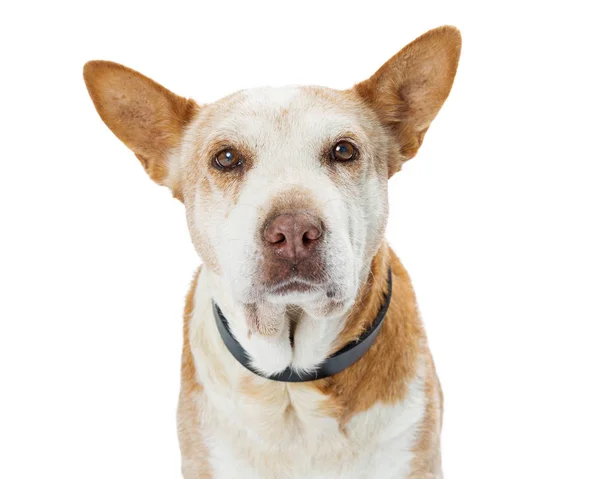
[187,268,427,479]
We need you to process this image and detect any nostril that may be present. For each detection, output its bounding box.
[264,220,288,244]
[302,231,318,244]
[303,226,322,243]
[273,233,286,244]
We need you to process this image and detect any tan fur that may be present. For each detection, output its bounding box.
[409,353,444,478]
[83,61,199,200]
[178,267,213,478]
[313,245,423,424]
[355,25,461,176]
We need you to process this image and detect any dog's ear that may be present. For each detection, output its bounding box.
[83,61,198,200]
[354,26,461,177]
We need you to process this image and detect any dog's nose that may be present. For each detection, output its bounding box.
[264,213,323,261]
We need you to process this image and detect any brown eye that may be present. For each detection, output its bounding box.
[331,141,357,161]
[215,148,243,169]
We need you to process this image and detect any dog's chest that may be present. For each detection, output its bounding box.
[196,376,425,479]
[188,268,427,478]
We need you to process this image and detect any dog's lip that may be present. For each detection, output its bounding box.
[267,279,322,295]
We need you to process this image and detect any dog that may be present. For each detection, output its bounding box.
[83,25,461,479]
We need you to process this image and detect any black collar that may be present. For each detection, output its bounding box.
[212,267,392,382]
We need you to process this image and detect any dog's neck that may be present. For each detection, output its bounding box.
[206,244,391,377]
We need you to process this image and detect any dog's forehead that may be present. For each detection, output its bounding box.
[227,85,355,115]
[205,85,367,141]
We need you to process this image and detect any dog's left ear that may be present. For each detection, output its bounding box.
[83,61,198,201]
[355,26,461,177]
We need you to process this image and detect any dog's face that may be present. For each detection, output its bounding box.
[180,87,389,316]
[84,26,461,326]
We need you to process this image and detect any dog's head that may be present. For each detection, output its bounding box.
[84,26,460,327]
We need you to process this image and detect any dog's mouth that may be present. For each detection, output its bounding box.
[268,279,321,296]
[263,276,347,305]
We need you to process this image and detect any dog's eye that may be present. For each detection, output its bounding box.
[331,141,357,161]
[215,148,243,169]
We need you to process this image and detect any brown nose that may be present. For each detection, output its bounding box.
[263,213,323,262]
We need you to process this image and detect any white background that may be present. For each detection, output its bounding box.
[1,1,599,478]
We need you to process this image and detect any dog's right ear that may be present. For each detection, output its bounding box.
[83,61,198,201]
